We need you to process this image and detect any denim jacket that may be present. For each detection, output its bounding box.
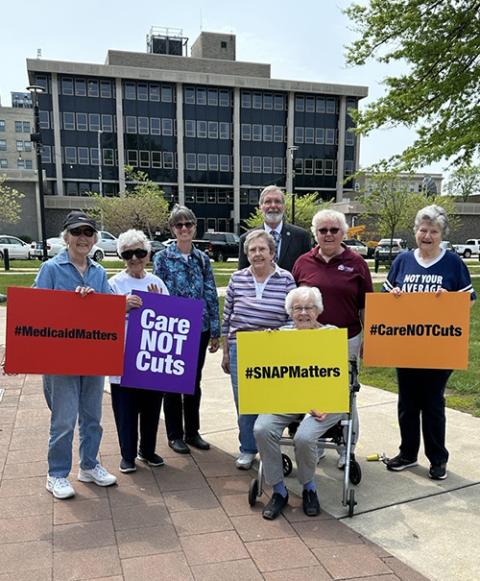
[34,250,111,293]
[153,243,220,337]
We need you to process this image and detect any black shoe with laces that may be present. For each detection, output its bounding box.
[302,489,321,516]
[429,463,447,480]
[386,454,418,471]
[137,453,165,467]
[262,492,289,520]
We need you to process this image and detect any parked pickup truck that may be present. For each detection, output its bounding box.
[194,232,240,262]
[453,239,480,258]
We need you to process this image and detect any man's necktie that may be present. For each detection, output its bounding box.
[271,230,280,262]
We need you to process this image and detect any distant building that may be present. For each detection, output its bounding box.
[27,28,368,235]
[355,172,443,197]
[0,94,34,171]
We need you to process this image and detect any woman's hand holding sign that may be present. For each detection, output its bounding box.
[75,286,94,297]
[126,294,142,312]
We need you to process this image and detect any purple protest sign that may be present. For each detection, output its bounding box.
[120,290,203,393]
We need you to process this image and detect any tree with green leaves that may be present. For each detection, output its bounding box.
[0,175,25,224]
[345,0,480,169]
[358,171,459,241]
[445,164,480,201]
[89,167,169,237]
[244,192,331,231]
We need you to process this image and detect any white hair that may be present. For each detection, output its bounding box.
[285,286,324,316]
[117,229,151,254]
[414,204,449,236]
[311,209,349,238]
[259,185,285,205]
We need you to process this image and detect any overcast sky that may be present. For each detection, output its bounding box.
[0,0,445,176]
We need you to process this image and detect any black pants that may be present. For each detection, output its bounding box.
[164,330,210,441]
[111,384,163,462]
[396,368,452,466]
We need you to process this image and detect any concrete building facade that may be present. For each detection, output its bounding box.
[26,29,368,235]
[0,96,35,172]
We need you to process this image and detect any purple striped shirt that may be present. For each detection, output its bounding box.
[222,266,297,343]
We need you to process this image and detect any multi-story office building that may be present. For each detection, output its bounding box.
[27,28,368,235]
[0,93,34,171]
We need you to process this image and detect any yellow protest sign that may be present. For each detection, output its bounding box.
[237,328,349,414]
[363,292,471,369]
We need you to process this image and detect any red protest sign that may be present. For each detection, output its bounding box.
[5,287,125,375]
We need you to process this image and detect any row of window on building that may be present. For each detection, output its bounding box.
[0,120,31,133]
[0,158,33,169]
[0,139,32,152]
[294,126,355,146]
[292,157,354,176]
[60,77,114,99]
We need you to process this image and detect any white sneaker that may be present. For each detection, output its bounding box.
[78,464,117,487]
[46,476,75,499]
[337,453,347,470]
[235,452,256,470]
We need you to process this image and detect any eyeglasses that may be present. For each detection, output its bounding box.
[317,227,340,235]
[69,227,95,237]
[120,248,149,260]
[174,221,195,230]
[292,305,316,313]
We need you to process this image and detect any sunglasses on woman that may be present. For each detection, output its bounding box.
[174,221,195,230]
[120,248,149,260]
[317,227,340,235]
[69,227,95,237]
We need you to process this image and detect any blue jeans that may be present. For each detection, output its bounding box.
[43,374,105,478]
[229,342,258,454]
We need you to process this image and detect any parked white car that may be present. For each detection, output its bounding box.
[96,231,118,255]
[0,235,32,260]
[30,238,105,262]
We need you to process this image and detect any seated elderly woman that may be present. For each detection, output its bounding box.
[253,286,344,520]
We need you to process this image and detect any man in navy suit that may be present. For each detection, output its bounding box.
[238,186,311,272]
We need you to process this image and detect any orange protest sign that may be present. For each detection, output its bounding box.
[5,287,125,375]
[363,292,471,369]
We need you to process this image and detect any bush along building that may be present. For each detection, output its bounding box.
[27,27,368,235]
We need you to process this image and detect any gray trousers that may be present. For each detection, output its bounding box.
[254,413,344,486]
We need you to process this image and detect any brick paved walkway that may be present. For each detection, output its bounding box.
[0,371,427,581]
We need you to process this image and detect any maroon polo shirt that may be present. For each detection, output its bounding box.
[292,246,373,338]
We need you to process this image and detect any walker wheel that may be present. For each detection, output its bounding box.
[282,453,293,476]
[248,478,259,506]
[349,459,362,485]
[348,488,356,517]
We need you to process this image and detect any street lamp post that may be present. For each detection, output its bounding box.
[288,145,299,225]
[97,129,103,197]
[27,84,48,262]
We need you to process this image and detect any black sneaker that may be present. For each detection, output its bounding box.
[302,489,321,517]
[262,492,289,520]
[119,458,136,473]
[429,464,447,480]
[386,455,418,471]
[137,453,165,467]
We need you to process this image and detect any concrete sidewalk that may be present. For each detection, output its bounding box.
[1,304,479,580]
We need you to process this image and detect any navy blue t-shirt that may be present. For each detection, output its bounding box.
[383,249,476,300]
